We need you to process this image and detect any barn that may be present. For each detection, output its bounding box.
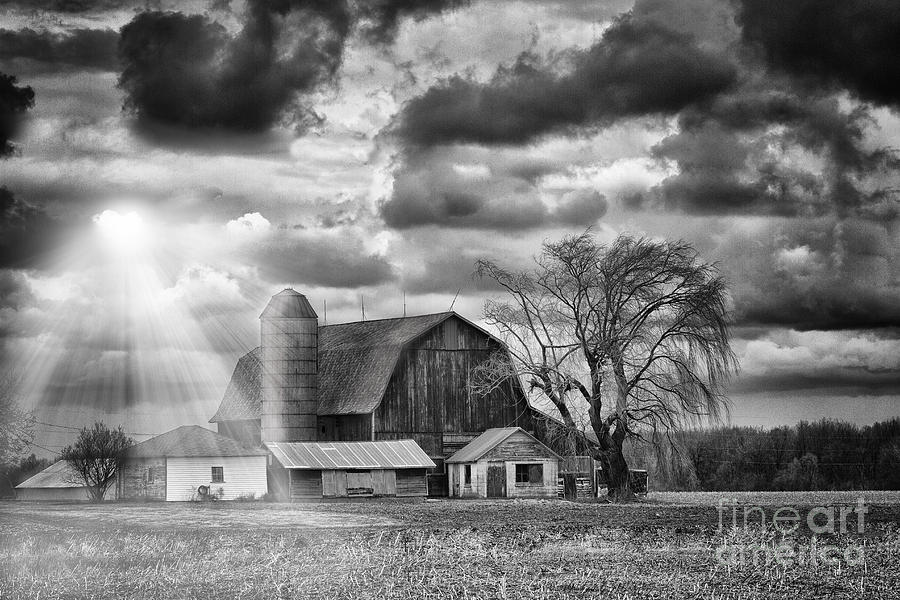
[15,460,114,501]
[118,425,269,501]
[211,288,536,499]
[265,439,435,500]
[446,427,560,499]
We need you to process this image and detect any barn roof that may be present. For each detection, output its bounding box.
[15,460,82,489]
[446,427,560,463]
[265,440,436,470]
[211,312,483,422]
[126,425,268,458]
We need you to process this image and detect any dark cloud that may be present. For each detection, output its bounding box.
[0,71,34,157]
[0,28,119,71]
[738,0,900,108]
[0,187,67,268]
[355,0,469,44]
[0,0,136,11]
[230,226,396,288]
[716,218,900,330]
[118,1,351,132]
[393,15,737,147]
[380,147,607,230]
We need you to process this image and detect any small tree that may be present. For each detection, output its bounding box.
[474,232,737,502]
[61,422,133,502]
[0,371,34,469]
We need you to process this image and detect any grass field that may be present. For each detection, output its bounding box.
[2,492,899,599]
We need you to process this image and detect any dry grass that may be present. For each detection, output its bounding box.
[1,493,899,599]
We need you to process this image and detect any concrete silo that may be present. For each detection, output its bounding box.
[260,289,318,443]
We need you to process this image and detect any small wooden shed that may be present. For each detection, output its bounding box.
[265,439,436,501]
[446,427,560,499]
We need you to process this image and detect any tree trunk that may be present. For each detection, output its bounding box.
[594,425,634,502]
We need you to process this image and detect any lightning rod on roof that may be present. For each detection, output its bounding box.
[323,299,327,325]
[449,288,460,312]
[361,295,366,321]
[403,290,407,317]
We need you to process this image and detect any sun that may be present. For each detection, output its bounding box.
[93,209,148,254]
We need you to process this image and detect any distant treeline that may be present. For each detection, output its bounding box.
[626,418,900,491]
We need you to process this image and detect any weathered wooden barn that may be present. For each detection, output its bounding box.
[118,425,269,501]
[265,439,435,500]
[15,460,115,501]
[211,289,536,498]
[446,427,560,499]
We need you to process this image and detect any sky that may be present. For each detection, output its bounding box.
[1,0,899,455]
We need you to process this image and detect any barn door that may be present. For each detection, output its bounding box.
[487,462,506,498]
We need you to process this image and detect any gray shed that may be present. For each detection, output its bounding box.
[446,427,560,499]
[265,439,436,501]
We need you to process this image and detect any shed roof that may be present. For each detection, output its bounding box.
[265,440,436,470]
[446,427,560,463]
[126,425,268,458]
[211,312,481,421]
[261,288,317,319]
[15,460,82,489]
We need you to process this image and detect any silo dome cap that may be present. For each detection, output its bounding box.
[260,288,318,319]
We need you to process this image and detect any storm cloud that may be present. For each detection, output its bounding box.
[0,71,34,157]
[355,0,469,44]
[0,187,66,268]
[393,16,737,147]
[738,0,900,108]
[0,28,119,71]
[117,1,351,132]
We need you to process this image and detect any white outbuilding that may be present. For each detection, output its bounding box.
[118,425,269,501]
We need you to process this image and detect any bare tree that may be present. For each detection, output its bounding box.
[0,371,34,468]
[61,422,133,502]
[474,232,737,502]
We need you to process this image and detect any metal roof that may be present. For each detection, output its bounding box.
[265,440,436,470]
[260,289,318,319]
[446,427,560,463]
[15,460,82,489]
[126,425,268,458]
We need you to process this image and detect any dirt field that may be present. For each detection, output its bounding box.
[2,492,899,599]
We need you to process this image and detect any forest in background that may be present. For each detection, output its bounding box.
[627,418,900,491]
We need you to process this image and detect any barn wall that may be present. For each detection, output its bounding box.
[217,420,261,447]
[449,463,485,498]
[120,457,166,500]
[374,317,533,462]
[318,414,372,442]
[289,470,322,500]
[165,456,267,501]
[396,469,428,496]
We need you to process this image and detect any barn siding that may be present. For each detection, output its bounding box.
[165,456,267,501]
[395,469,428,496]
[289,470,322,500]
[318,414,372,442]
[217,420,261,447]
[120,457,166,500]
[375,317,533,462]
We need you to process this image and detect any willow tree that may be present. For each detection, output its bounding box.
[474,233,736,501]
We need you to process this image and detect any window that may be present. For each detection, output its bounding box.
[211,466,224,483]
[515,463,543,485]
[464,464,472,485]
[146,466,155,484]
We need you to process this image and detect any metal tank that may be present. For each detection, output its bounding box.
[260,289,318,443]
